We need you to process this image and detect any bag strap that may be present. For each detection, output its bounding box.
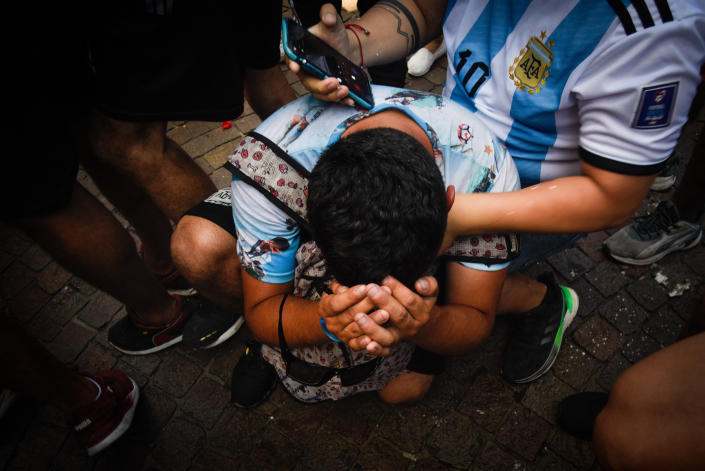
[225,131,519,263]
[224,131,312,233]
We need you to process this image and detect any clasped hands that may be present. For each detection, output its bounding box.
[318,275,439,356]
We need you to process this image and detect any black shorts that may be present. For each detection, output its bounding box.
[89,1,283,122]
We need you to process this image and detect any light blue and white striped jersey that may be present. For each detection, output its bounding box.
[442,0,705,186]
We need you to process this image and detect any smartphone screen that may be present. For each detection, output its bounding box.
[282,18,374,109]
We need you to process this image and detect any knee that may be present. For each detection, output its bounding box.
[171,215,237,282]
[378,372,434,405]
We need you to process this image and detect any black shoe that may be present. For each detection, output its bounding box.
[108,295,196,355]
[231,341,278,408]
[501,273,579,383]
[557,392,609,440]
[182,298,244,349]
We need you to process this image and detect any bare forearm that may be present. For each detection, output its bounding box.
[245,293,328,348]
[449,172,654,235]
[342,0,445,67]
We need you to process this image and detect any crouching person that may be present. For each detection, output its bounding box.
[171,86,521,405]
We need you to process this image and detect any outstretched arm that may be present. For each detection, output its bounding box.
[446,161,656,236]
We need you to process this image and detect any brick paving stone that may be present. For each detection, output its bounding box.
[528,447,580,471]
[194,156,215,176]
[323,393,383,443]
[621,332,661,363]
[1,230,32,257]
[425,410,484,468]
[208,408,271,458]
[653,254,702,290]
[598,293,649,335]
[298,428,361,470]
[116,358,151,390]
[243,426,304,470]
[191,448,242,471]
[552,341,601,390]
[625,277,668,312]
[271,396,329,443]
[211,167,234,190]
[549,429,596,470]
[7,282,50,323]
[420,371,470,412]
[522,373,575,424]
[119,343,162,376]
[234,114,262,135]
[43,284,90,326]
[643,305,684,346]
[37,261,72,294]
[0,251,13,272]
[584,261,629,297]
[547,247,595,282]
[576,231,609,263]
[670,286,704,320]
[568,277,605,319]
[0,260,35,299]
[380,405,433,454]
[20,244,52,271]
[78,292,122,329]
[204,141,237,170]
[26,312,62,342]
[473,441,524,471]
[572,315,625,361]
[46,320,96,363]
[151,351,202,398]
[597,352,631,391]
[683,243,705,277]
[152,416,205,471]
[182,376,230,430]
[457,372,514,432]
[77,341,118,372]
[167,121,219,145]
[207,339,244,384]
[67,276,98,296]
[354,438,420,471]
[182,126,242,158]
[495,406,552,461]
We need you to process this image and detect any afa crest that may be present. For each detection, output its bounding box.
[509,33,554,94]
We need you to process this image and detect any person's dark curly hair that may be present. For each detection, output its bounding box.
[307,127,447,288]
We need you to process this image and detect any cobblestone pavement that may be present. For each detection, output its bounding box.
[2,6,704,470]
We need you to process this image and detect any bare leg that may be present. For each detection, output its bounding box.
[0,320,97,413]
[378,371,434,404]
[423,35,444,53]
[244,65,297,120]
[171,215,243,311]
[593,331,705,471]
[16,183,178,325]
[88,112,216,222]
[80,156,174,273]
[496,273,547,315]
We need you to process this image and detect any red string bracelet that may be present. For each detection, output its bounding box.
[344,23,369,67]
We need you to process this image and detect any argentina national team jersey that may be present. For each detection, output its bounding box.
[442,0,705,187]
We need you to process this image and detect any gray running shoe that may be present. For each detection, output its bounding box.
[604,201,702,266]
[650,158,677,191]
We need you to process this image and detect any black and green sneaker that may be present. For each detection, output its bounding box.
[501,273,579,383]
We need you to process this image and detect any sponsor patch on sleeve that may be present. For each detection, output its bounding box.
[632,82,679,129]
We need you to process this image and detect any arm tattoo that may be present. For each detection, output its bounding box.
[375,0,421,53]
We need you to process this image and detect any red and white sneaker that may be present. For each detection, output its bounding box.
[108,295,196,355]
[65,370,139,456]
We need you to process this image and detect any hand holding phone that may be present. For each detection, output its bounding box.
[282,18,374,109]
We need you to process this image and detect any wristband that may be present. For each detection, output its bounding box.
[319,317,342,343]
[344,23,369,67]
